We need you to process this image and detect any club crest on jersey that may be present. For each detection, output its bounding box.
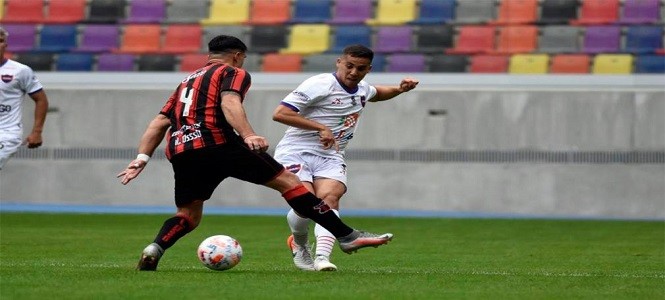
[313,201,331,214]
[285,164,301,174]
[1,74,13,83]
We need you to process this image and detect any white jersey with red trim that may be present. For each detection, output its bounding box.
[275,73,377,159]
[0,59,43,131]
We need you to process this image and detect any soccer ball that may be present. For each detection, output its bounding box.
[197,235,243,271]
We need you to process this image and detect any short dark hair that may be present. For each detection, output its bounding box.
[208,35,247,54]
[343,44,373,62]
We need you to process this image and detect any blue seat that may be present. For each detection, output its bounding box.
[624,26,664,54]
[36,25,78,52]
[56,53,94,71]
[370,54,386,72]
[330,25,372,53]
[290,0,332,23]
[410,0,455,24]
[635,55,665,73]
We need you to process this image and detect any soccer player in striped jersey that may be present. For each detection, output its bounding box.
[0,26,49,170]
[117,36,393,271]
[273,45,418,271]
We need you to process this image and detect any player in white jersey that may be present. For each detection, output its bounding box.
[273,45,418,271]
[0,26,49,170]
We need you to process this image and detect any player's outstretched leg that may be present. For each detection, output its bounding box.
[137,243,164,271]
[287,235,315,271]
[337,230,393,254]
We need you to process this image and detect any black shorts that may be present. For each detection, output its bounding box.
[170,142,285,206]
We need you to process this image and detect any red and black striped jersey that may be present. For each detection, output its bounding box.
[159,62,251,159]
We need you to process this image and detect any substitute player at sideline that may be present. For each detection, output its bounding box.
[273,45,418,271]
[0,26,49,170]
[117,36,393,271]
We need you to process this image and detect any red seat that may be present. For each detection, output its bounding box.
[117,25,162,54]
[179,53,209,72]
[44,0,86,24]
[549,54,590,74]
[469,55,509,73]
[446,26,495,55]
[261,53,302,72]
[161,25,202,54]
[2,0,44,23]
[570,0,619,25]
[489,0,538,25]
[490,26,538,54]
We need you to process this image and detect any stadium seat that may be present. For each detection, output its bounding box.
[303,53,339,72]
[549,54,590,73]
[469,55,509,73]
[415,25,454,53]
[201,25,247,52]
[86,0,126,23]
[246,0,291,25]
[370,54,386,72]
[618,0,661,24]
[249,26,288,53]
[290,0,332,23]
[97,53,135,71]
[446,26,495,55]
[281,24,331,55]
[373,26,413,54]
[538,25,580,53]
[200,0,250,25]
[179,53,209,72]
[261,53,303,72]
[385,54,426,72]
[454,0,495,24]
[330,25,372,53]
[2,0,44,23]
[242,53,262,72]
[56,53,94,71]
[117,25,162,54]
[509,54,549,74]
[489,0,538,25]
[366,0,417,26]
[428,55,468,72]
[329,0,372,25]
[582,26,621,54]
[44,0,86,24]
[592,54,634,74]
[166,0,209,24]
[3,24,37,52]
[36,25,78,53]
[124,0,166,24]
[409,0,455,25]
[491,26,538,54]
[634,55,665,73]
[138,54,177,71]
[15,53,53,71]
[162,25,203,54]
[625,26,664,54]
[570,0,619,25]
[0,0,4,20]
[539,0,579,24]
[74,25,120,53]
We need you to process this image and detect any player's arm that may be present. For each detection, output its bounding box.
[25,90,49,149]
[220,91,268,152]
[369,77,419,102]
[272,104,337,150]
[117,114,170,185]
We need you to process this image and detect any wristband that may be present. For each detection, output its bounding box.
[136,153,151,163]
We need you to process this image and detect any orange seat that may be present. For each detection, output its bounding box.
[161,24,202,54]
[469,55,509,73]
[261,53,302,72]
[491,26,538,54]
[550,54,590,74]
[117,25,162,54]
[2,0,44,23]
[489,0,538,25]
[44,0,86,24]
[570,0,619,25]
[246,0,290,25]
[446,26,495,55]
[179,53,209,72]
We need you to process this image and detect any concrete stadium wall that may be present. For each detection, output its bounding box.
[1,73,663,219]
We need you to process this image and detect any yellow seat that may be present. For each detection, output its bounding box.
[280,24,331,55]
[592,54,634,74]
[0,0,4,20]
[509,54,550,74]
[366,0,417,25]
[200,0,250,25]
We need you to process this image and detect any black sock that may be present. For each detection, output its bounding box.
[153,216,193,250]
[283,185,354,238]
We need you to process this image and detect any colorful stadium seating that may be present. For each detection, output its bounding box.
[549,54,590,73]
[261,53,303,72]
[246,0,291,25]
[44,0,86,24]
[200,0,250,25]
[3,0,44,23]
[280,24,331,55]
[366,0,417,25]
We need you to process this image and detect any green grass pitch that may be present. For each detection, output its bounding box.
[1,213,663,299]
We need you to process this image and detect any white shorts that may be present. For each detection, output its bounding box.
[0,129,23,170]
[275,151,347,187]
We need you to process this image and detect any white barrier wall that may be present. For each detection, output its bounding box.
[1,73,663,219]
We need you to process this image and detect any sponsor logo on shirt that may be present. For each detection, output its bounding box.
[1,74,13,83]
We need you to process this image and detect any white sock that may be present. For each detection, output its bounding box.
[314,209,339,259]
[287,208,310,247]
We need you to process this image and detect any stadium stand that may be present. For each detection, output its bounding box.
[582,26,621,54]
[137,54,177,71]
[97,53,135,71]
[246,0,291,25]
[469,55,510,73]
[179,53,208,72]
[538,25,580,53]
[249,26,288,53]
[0,0,4,20]
[538,0,579,24]
[634,55,665,73]
[429,54,468,72]
[366,0,417,25]
[2,0,44,23]
[201,25,248,52]
[373,26,413,53]
[14,53,54,71]
[410,0,455,25]
[161,25,203,54]
[570,0,619,25]
[489,0,538,25]
[303,53,339,72]
[330,25,372,53]
[165,0,209,24]
[618,0,661,24]
[117,24,162,54]
[36,25,78,53]
[592,54,634,74]
[385,54,426,72]
[44,0,86,24]
[280,24,331,55]
[56,53,95,71]
[86,0,126,23]
[446,25,495,54]
[242,53,262,72]
[329,0,373,25]
[261,53,303,72]
[123,0,166,24]
[74,25,120,53]
[200,0,250,25]
[509,54,550,74]
[549,54,590,73]
[624,26,664,54]
[3,24,37,52]
[453,0,495,24]
[290,0,332,24]
[491,25,539,54]
[415,25,455,53]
